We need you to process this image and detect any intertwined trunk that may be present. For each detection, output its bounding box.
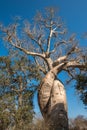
[38,71,69,130]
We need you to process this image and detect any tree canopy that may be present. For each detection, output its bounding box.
[0,54,40,130]
[0,8,86,79]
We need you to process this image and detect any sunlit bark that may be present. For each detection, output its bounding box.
[38,71,69,130]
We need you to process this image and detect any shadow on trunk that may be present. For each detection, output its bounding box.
[46,103,68,130]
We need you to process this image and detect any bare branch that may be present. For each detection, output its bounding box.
[34,57,47,74]
[53,55,67,67]
[64,68,75,79]
[57,29,66,35]
[9,40,45,58]
[53,59,86,75]
[47,27,53,52]
[25,30,44,52]
[46,26,65,53]
[54,40,67,48]
[11,88,19,93]
[49,49,56,55]
[66,44,79,56]
[65,61,86,69]
[53,62,66,74]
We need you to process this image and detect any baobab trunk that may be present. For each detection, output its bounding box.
[38,71,69,130]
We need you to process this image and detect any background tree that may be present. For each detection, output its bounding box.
[69,115,87,130]
[74,34,87,108]
[75,68,87,107]
[0,7,87,130]
[0,54,40,130]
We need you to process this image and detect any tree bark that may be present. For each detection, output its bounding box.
[18,77,23,129]
[18,78,23,108]
[38,71,69,130]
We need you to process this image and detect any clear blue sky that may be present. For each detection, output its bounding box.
[0,0,87,118]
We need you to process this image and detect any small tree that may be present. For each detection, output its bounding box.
[0,55,40,130]
[0,7,87,130]
[75,69,87,107]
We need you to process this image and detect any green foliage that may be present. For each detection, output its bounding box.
[75,71,87,106]
[0,92,15,130]
[0,54,41,130]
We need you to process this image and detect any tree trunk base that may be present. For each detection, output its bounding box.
[38,72,69,130]
[46,104,68,130]
[45,80,69,130]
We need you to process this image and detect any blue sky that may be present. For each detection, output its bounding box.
[0,0,87,118]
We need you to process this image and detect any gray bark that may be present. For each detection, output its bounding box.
[38,71,69,130]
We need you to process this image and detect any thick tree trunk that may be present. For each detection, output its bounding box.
[38,71,69,130]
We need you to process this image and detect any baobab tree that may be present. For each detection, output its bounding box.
[0,8,86,130]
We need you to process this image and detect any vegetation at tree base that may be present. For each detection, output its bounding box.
[14,116,87,130]
[0,54,40,130]
[0,7,87,130]
[69,116,87,130]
